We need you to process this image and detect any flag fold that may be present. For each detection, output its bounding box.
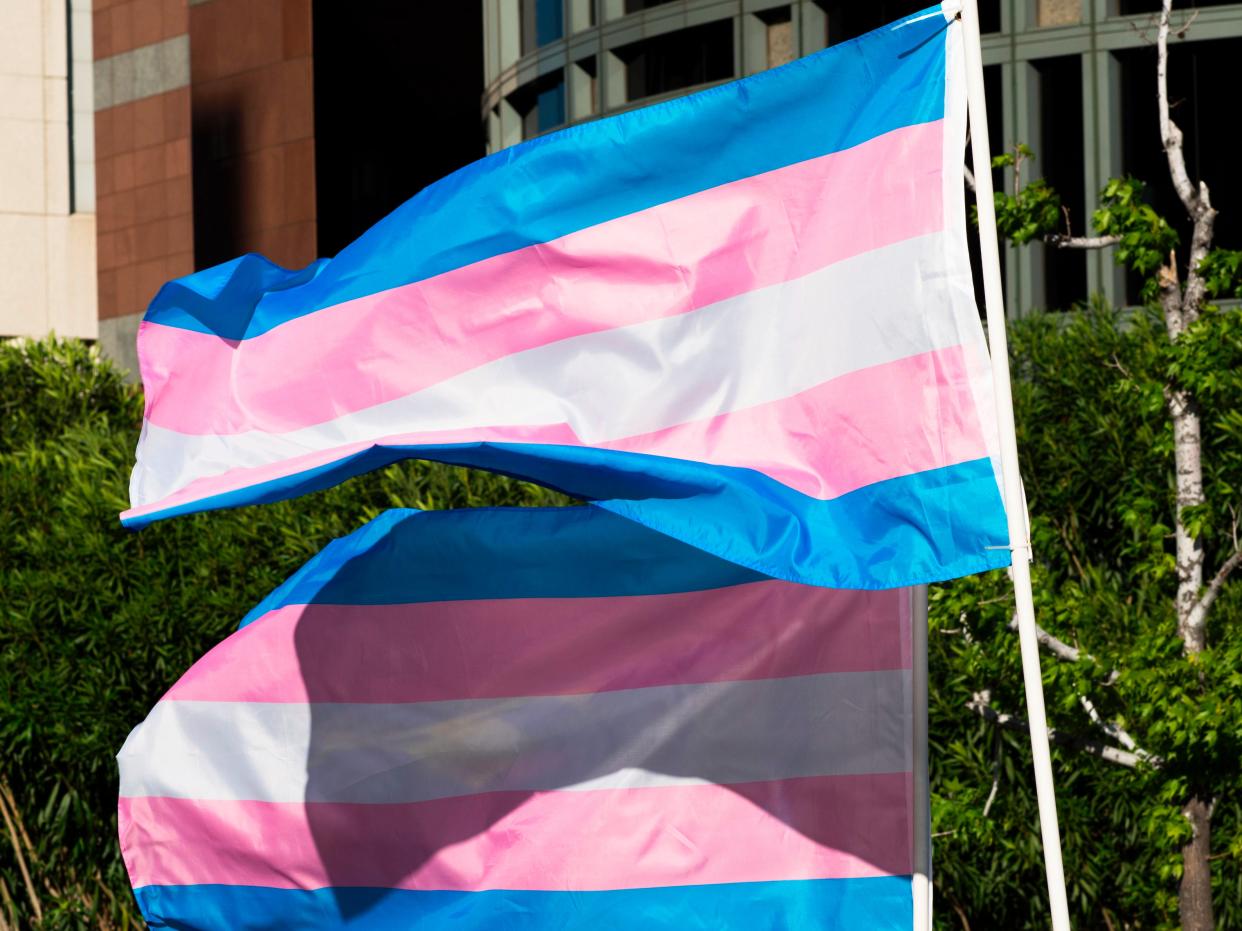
[123,1,1008,589]
[119,506,922,930]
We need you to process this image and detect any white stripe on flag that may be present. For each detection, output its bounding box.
[119,670,913,804]
[132,233,983,505]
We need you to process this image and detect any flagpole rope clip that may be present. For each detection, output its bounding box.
[984,541,1035,561]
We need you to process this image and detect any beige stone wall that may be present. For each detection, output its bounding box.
[0,0,98,340]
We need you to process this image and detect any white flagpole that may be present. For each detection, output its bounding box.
[957,2,1072,929]
[911,584,932,931]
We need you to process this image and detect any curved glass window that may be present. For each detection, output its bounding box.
[522,0,564,52]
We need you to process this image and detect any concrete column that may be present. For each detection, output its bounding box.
[569,0,594,32]
[499,0,521,72]
[742,13,762,75]
[799,0,827,54]
[602,48,625,110]
[499,97,522,148]
[1001,59,1041,316]
[569,58,595,120]
[1083,49,1125,306]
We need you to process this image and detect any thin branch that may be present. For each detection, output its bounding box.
[982,733,1002,817]
[1078,694,1135,750]
[1007,611,1137,724]
[1045,233,1121,250]
[964,163,976,192]
[1049,514,1089,581]
[1177,8,1200,39]
[1186,547,1242,633]
[968,690,1144,768]
[0,877,15,931]
[1158,0,1199,212]
[0,785,34,859]
[1006,614,1083,665]
[0,784,41,924]
[950,896,974,931]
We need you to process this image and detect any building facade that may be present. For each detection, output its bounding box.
[0,0,98,341]
[1,0,485,371]
[4,1,1241,358]
[482,0,1242,315]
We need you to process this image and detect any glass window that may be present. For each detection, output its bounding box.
[538,78,566,131]
[1118,0,1236,13]
[522,0,564,52]
[821,0,930,45]
[979,0,1001,33]
[617,18,734,101]
[1034,56,1087,308]
[625,0,678,12]
[510,70,568,139]
[1117,37,1242,302]
[1038,0,1082,26]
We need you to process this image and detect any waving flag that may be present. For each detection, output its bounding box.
[119,507,925,930]
[122,3,1008,589]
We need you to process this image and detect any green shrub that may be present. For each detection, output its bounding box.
[929,306,1242,930]
[0,337,566,929]
[2,319,1239,929]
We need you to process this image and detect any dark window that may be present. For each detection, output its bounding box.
[191,104,243,269]
[538,77,566,131]
[510,70,567,139]
[979,0,1001,33]
[821,0,932,44]
[1118,0,1236,14]
[967,65,1006,315]
[1035,55,1086,309]
[625,0,679,12]
[522,0,564,53]
[617,18,734,101]
[312,1,485,257]
[1117,37,1242,302]
[538,0,564,46]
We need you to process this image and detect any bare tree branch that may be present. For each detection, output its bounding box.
[1176,8,1200,39]
[1158,0,1199,212]
[996,614,1156,760]
[963,163,976,192]
[0,783,41,924]
[1186,547,1242,635]
[1076,695,1161,766]
[1045,233,1121,250]
[1159,0,1216,334]
[967,690,1144,769]
[1006,614,1085,665]
[982,734,1002,817]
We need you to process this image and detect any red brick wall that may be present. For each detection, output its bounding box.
[93,0,193,322]
[189,0,316,269]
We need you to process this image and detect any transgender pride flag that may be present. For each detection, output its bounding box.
[123,2,1009,589]
[119,507,926,930]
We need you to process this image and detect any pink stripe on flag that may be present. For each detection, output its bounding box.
[119,774,912,892]
[603,344,985,499]
[163,582,910,704]
[122,344,985,523]
[139,120,945,436]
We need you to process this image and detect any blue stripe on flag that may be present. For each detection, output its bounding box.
[143,6,950,340]
[124,445,1007,602]
[133,876,915,930]
[238,505,768,626]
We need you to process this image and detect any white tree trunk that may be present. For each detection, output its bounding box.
[1158,4,1217,928]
